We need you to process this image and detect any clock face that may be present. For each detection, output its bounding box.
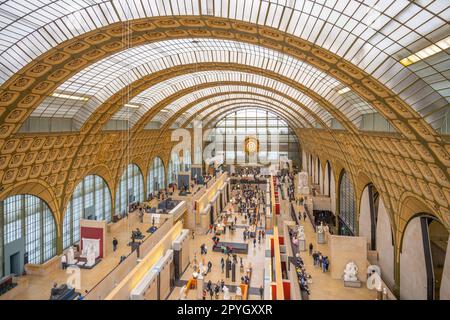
[245,137,259,153]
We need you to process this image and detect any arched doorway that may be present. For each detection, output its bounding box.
[147,157,165,198]
[115,164,144,216]
[338,170,356,236]
[359,183,380,250]
[168,151,181,185]
[317,158,322,194]
[1,194,57,277]
[324,161,332,196]
[400,215,449,300]
[63,174,112,249]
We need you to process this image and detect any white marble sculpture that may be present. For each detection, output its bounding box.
[317,222,324,234]
[223,286,230,300]
[179,285,187,300]
[86,243,96,267]
[366,271,382,291]
[298,172,309,194]
[198,262,207,276]
[67,246,76,265]
[343,261,359,282]
[297,226,306,240]
[367,265,381,277]
[235,286,242,300]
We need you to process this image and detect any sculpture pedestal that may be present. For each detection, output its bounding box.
[343,280,361,288]
[317,232,325,244]
[298,239,306,252]
[196,277,204,300]
[299,187,310,195]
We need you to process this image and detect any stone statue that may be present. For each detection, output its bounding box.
[343,261,358,282]
[67,246,76,265]
[223,286,230,300]
[298,172,308,188]
[179,285,187,300]
[86,243,96,267]
[317,222,324,234]
[367,271,382,291]
[367,265,381,277]
[198,262,207,276]
[235,286,242,300]
[297,226,305,240]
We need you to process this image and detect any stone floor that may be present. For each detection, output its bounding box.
[167,200,267,301]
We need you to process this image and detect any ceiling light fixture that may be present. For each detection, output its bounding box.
[52,92,89,101]
[400,36,450,67]
[337,87,351,95]
[125,103,140,109]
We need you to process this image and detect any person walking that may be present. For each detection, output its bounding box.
[312,251,318,266]
[309,243,313,256]
[214,284,220,299]
[112,237,118,252]
[322,257,328,273]
[253,238,256,248]
[221,257,225,272]
[61,254,67,270]
[303,212,307,221]
[202,289,207,300]
[207,280,212,292]
[207,261,213,274]
[259,285,264,300]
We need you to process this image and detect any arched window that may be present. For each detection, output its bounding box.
[148,157,165,196]
[339,170,356,236]
[115,164,144,216]
[1,194,56,276]
[183,149,191,171]
[63,175,112,249]
[168,152,181,184]
[210,108,300,166]
[194,146,202,166]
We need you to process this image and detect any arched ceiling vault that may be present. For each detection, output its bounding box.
[144,85,317,130]
[178,98,314,128]
[117,70,329,128]
[117,86,356,178]
[203,106,299,130]
[161,100,304,130]
[1,16,446,139]
[1,2,448,109]
[0,15,447,187]
[33,40,354,127]
[76,64,349,136]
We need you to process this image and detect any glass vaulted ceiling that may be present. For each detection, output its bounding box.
[34,38,369,128]
[2,0,448,130]
[174,97,312,127]
[113,70,333,126]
